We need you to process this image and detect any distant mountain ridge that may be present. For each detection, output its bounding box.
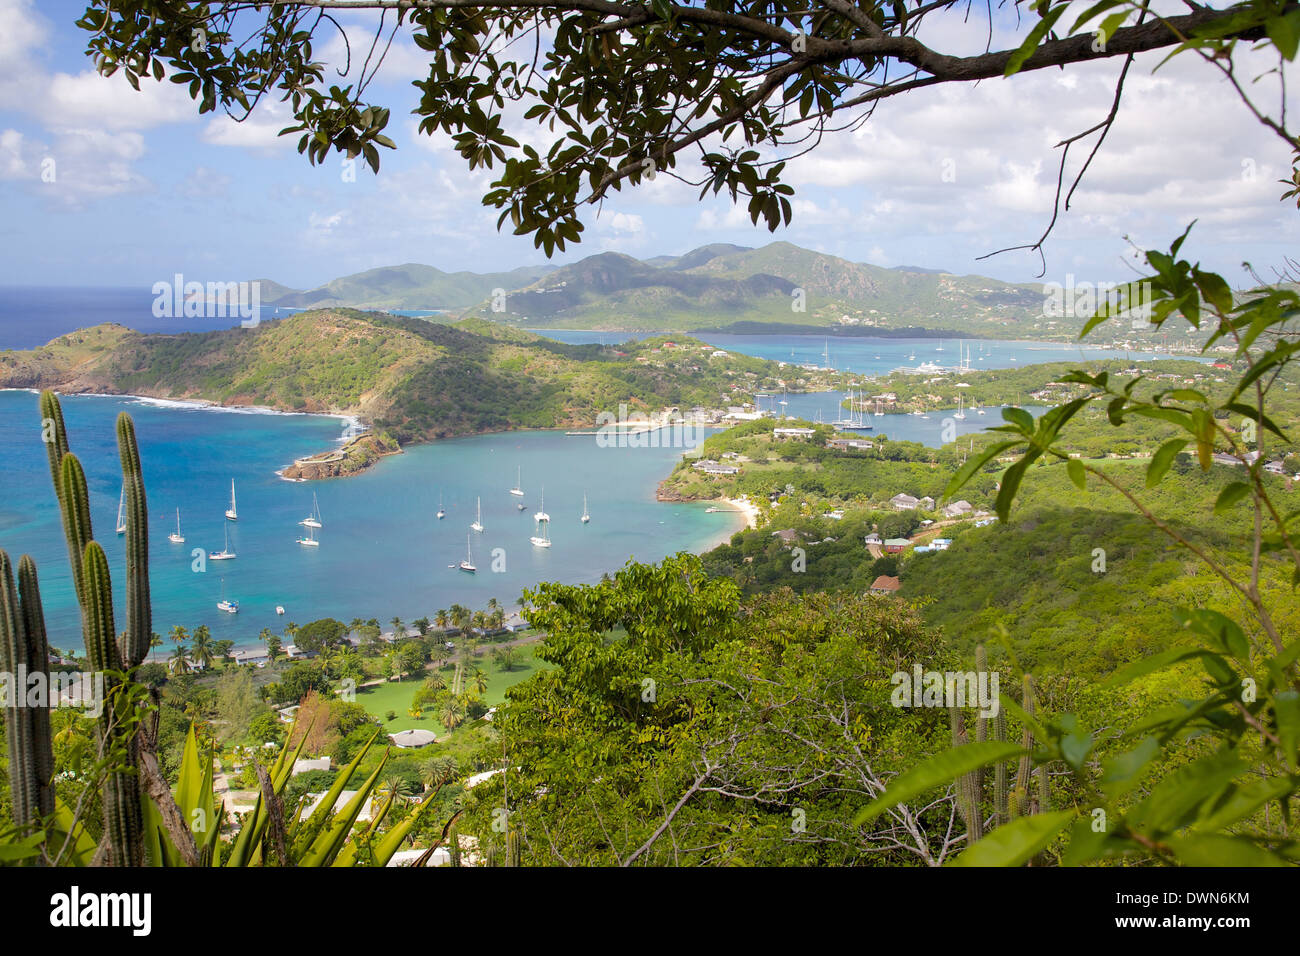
[256,242,1058,336]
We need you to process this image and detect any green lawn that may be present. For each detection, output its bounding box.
[355,643,547,735]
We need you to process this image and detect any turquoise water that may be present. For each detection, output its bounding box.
[536,329,1207,376]
[775,392,1046,444]
[0,391,741,652]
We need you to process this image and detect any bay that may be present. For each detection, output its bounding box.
[0,390,741,653]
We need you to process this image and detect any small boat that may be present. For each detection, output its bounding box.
[296,524,319,547]
[516,502,526,511]
[530,520,552,549]
[168,508,185,544]
[459,533,477,572]
[510,466,524,497]
[534,488,550,524]
[299,492,322,528]
[471,496,484,533]
[276,605,285,615]
[581,492,590,524]
[116,486,127,535]
[436,493,445,520]
[217,578,238,614]
[209,526,236,561]
[225,480,238,521]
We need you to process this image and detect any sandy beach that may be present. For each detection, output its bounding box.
[723,496,760,530]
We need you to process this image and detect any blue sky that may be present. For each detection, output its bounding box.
[2,0,1298,292]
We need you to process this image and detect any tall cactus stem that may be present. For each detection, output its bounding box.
[117,413,151,668]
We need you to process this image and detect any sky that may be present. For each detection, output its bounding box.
[1,0,1298,293]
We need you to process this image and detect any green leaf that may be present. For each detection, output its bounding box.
[1214,481,1252,514]
[1129,750,1244,833]
[1100,735,1161,799]
[1275,690,1300,769]
[1101,646,1218,689]
[1066,458,1086,490]
[948,811,1074,866]
[943,440,1022,498]
[994,457,1032,522]
[1173,607,1250,660]
[1002,406,1035,433]
[1267,10,1300,61]
[854,742,1024,824]
[1193,776,1294,832]
[1005,5,1069,76]
[1167,834,1291,866]
[1146,438,1189,488]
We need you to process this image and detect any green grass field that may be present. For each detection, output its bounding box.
[355,643,547,735]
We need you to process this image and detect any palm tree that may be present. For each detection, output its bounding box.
[169,624,188,646]
[168,643,192,676]
[391,616,405,639]
[419,756,458,788]
[434,608,449,629]
[470,666,488,695]
[449,604,470,633]
[489,607,505,630]
[284,621,298,643]
[439,696,466,732]
[471,610,487,635]
[423,672,446,693]
[190,625,214,670]
[493,646,520,672]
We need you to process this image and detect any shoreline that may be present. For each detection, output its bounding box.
[722,496,760,530]
[2,387,363,433]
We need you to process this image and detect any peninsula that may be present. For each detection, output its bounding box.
[0,310,837,478]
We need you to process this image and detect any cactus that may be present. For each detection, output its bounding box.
[40,393,149,866]
[948,706,981,839]
[506,828,521,867]
[0,552,55,829]
[972,645,988,819]
[993,705,1008,827]
[1014,674,1037,818]
[951,649,1046,847]
[448,827,462,867]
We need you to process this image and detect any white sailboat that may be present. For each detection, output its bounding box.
[530,515,552,548]
[217,578,238,614]
[459,533,476,572]
[209,525,236,561]
[510,466,524,497]
[436,493,446,520]
[168,508,185,544]
[533,488,549,524]
[225,480,238,521]
[299,492,322,528]
[471,497,484,533]
[296,524,319,547]
[116,487,126,535]
[955,393,966,421]
[581,492,590,524]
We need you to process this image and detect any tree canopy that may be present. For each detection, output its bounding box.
[77,1,1300,257]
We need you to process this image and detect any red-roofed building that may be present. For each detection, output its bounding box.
[870,575,901,595]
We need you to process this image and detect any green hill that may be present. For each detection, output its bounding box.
[0,311,817,446]
[242,242,1064,336]
[265,263,556,311]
